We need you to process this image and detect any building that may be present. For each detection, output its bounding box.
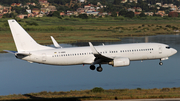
[39,0,49,8]
[121,0,127,3]
[17,14,28,19]
[41,8,50,14]
[127,8,135,12]
[129,0,138,3]
[2,9,8,14]
[156,11,166,17]
[79,0,87,3]
[26,3,36,6]
[48,6,57,12]
[11,3,22,7]
[32,8,40,14]
[144,12,154,16]
[60,12,65,16]
[156,3,162,6]
[86,11,99,16]
[26,9,31,14]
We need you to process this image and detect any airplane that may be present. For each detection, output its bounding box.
[4,19,177,72]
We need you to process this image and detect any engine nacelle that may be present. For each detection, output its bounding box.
[109,57,130,67]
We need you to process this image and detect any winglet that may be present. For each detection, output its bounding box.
[50,36,62,48]
[89,42,99,55]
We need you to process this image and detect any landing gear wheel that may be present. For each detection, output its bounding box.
[97,67,103,72]
[159,62,163,66]
[90,65,96,70]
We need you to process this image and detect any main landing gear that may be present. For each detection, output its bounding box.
[90,65,103,72]
[90,65,95,70]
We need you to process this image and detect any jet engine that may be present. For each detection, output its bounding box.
[109,57,130,67]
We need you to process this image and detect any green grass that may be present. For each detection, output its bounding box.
[0,17,180,52]
[1,87,180,101]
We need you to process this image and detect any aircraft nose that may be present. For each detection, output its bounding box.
[171,48,177,55]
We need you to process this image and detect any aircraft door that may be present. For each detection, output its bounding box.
[42,53,46,62]
[159,45,162,54]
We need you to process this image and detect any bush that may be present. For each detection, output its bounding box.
[91,87,104,93]
[78,14,88,19]
[26,21,38,26]
[166,25,171,28]
[161,88,170,92]
[137,88,142,90]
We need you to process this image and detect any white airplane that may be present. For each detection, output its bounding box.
[5,19,177,72]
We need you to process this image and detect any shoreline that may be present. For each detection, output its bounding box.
[1,87,180,101]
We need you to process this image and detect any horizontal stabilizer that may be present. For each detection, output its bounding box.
[4,50,31,56]
[4,50,17,54]
[15,52,31,56]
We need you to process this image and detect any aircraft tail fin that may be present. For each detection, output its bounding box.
[8,19,53,52]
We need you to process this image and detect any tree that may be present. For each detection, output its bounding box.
[139,12,146,17]
[52,11,60,17]
[71,4,79,11]
[101,0,106,5]
[113,0,121,5]
[11,6,27,14]
[119,9,128,16]
[111,11,117,17]
[78,14,88,19]
[125,11,134,18]
[57,6,69,12]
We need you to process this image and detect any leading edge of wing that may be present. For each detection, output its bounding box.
[88,42,113,63]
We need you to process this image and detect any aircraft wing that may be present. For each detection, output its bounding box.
[89,42,113,65]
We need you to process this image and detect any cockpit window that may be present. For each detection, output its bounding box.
[166,46,171,49]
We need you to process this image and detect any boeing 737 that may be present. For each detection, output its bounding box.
[5,19,177,72]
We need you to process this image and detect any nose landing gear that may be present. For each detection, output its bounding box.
[159,62,163,66]
[159,59,163,66]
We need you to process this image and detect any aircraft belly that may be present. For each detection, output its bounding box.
[126,52,156,60]
[45,56,92,65]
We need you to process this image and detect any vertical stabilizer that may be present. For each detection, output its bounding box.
[8,19,53,52]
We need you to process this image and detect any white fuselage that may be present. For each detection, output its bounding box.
[19,43,177,66]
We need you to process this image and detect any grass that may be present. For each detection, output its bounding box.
[0,17,180,52]
[1,87,180,101]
